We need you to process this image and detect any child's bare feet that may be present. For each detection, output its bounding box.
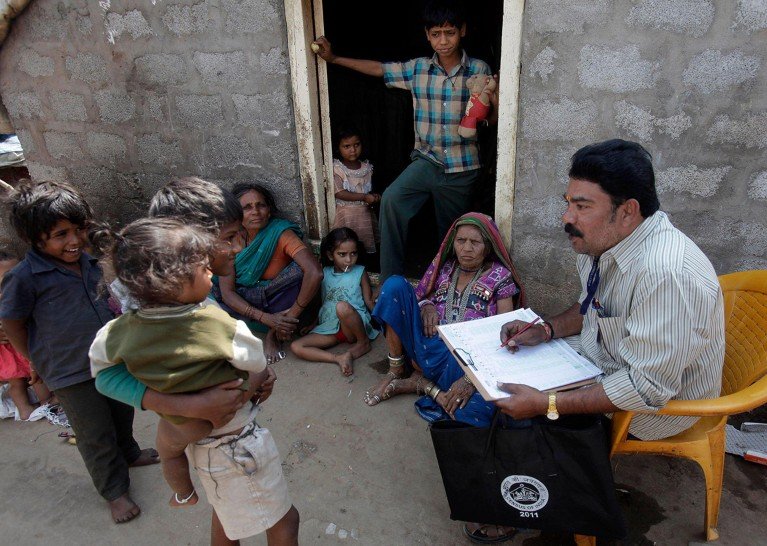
[109,493,141,523]
[169,488,199,508]
[335,352,354,376]
[129,448,160,467]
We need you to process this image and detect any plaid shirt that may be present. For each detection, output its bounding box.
[383,51,491,173]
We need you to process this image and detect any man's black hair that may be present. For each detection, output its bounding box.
[569,139,660,218]
[8,180,93,244]
[423,0,466,29]
[148,176,243,232]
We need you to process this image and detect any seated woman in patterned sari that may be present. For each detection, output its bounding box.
[214,183,323,363]
[365,212,525,426]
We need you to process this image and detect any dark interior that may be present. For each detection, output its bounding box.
[321,0,503,276]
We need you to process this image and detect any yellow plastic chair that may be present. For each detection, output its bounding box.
[607,270,767,541]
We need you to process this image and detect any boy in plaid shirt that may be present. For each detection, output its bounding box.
[314,0,495,281]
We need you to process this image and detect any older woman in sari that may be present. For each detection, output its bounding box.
[214,182,323,362]
[365,212,525,426]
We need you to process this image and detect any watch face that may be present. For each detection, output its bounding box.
[547,411,559,420]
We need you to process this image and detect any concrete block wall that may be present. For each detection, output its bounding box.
[0,0,300,251]
[514,0,767,314]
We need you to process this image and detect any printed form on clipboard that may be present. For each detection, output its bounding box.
[437,308,603,401]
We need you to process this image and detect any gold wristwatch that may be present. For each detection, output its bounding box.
[546,393,559,420]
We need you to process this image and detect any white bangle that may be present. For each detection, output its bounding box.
[418,299,435,309]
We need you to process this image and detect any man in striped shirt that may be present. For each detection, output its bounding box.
[495,139,725,440]
[313,0,494,280]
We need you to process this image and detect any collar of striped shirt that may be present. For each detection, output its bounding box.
[598,211,665,273]
[427,50,470,76]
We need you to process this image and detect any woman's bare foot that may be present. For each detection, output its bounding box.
[129,448,160,467]
[109,493,141,524]
[334,352,354,376]
[169,489,199,508]
[363,370,423,406]
[264,330,286,364]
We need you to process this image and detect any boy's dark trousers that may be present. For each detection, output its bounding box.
[55,379,141,501]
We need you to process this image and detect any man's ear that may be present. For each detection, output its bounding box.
[621,198,642,224]
[460,23,466,38]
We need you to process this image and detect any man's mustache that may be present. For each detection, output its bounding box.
[564,223,584,238]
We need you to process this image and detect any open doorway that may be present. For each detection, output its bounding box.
[320,0,504,276]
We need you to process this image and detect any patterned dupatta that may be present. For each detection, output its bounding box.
[414,212,526,308]
[234,218,302,287]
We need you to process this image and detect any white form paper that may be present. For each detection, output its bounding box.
[438,308,603,400]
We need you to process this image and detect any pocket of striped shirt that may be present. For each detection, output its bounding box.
[596,316,626,362]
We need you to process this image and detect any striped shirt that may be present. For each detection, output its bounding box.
[382,51,490,173]
[576,211,724,440]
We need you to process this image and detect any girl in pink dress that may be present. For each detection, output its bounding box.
[0,252,52,420]
[331,127,380,257]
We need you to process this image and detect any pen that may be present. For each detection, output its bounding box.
[499,317,542,349]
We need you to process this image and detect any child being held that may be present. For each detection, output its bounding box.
[0,251,54,421]
[330,127,380,260]
[89,218,272,510]
[290,227,378,375]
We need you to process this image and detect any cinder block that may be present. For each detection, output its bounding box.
[17,50,55,77]
[614,101,655,141]
[706,113,767,149]
[193,51,249,84]
[86,132,127,165]
[625,0,713,37]
[3,91,43,119]
[94,89,136,124]
[105,9,153,42]
[656,165,731,197]
[145,95,165,122]
[222,0,280,34]
[163,2,212,36]
[44,131,85,161]
[734,0,767,32]
[259,48,288,74]
[529,47,557,82]
[528,0,609,34]
[26,162,68,182]
[232,93,289,127]
[75,13,93,35]
[136,133,183,166]
[522,99,599,141]
[49,92,88,122]
[656,113,692,139]
[579,45,658,92]
[15,129,35,155]
[203,134,258,167]
[66,53,109,85]
[133,54,188,86]
[682,50,760,94]
[747,171,767,200]
[21,3,67,40]
[174,94,223,127]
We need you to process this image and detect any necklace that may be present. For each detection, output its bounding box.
[444,266,483,324]
[458,265,482,273]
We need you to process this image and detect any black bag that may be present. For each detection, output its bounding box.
[429,414,627,538]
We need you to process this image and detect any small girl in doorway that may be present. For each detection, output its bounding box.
[0,251,53,420]
[331,127,380,262]
[290,228,378,376]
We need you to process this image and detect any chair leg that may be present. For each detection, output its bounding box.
[700,428,725,541]
[574,534,597,546]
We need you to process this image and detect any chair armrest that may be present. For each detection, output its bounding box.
[656,375,767,417]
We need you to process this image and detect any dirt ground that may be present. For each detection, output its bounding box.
[1,336,765,546]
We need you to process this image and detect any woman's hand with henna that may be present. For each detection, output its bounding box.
[420,303,439,337]
[442,376,475,418]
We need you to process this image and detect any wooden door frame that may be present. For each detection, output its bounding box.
[284,0,525,249]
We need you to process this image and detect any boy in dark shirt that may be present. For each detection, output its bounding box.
[0,180,159,524]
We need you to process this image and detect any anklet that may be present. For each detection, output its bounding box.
[387,353,405,367]
[175,489,196,504]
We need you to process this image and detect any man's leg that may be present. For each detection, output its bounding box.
[379,158,439,281]
[433,169,481,242]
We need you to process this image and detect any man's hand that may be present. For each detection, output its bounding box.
[312,36,335,63]
[254,366,276,405]
[421,304,439,337]
[500,320,548,352]
[28,368,42,385]
[494,383,548,419]
[189,379,246,429]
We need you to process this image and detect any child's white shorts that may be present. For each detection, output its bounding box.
[187,421,292,540]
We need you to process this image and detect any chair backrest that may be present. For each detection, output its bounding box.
[719,270,767,396]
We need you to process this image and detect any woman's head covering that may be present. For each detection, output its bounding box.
[415,212,526,307]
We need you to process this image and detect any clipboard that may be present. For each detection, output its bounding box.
[437,308,603,402]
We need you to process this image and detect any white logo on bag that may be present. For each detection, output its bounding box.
[500,475,549,512]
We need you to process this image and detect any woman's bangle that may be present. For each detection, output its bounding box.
[418,299,435,309]
[541,321,554,342]
[462,375,473,386]
[295,300,306,310]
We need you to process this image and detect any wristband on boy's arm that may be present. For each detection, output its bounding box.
[94,363,147,410]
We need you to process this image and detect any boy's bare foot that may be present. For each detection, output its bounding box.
[335,352,354,376]
[129,448,160,467]
[169,489,199,508]
[109,493,141,524]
